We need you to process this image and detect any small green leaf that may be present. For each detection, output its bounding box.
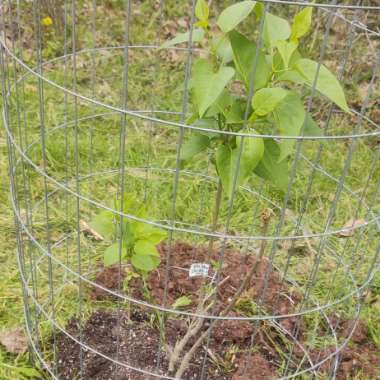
[172,295,192,309]
[104,243,122,266]
[273,92,306,162]
[274,40,298,70]
[181,134,210,161]
[134,240,160,257]
[290,7,313,42]
[160,28,204,49]
[192,59,235,117]
[216,133,264,198]
[131,254,160,272]
[304,112,323,137]
[295,58,349,112]
[89,211,114,240]
[252,87,289,116]
[195,0,209,24]
[229,30,271,90]
[217,1,256,33]
[254,139,288,191]
[263,13,291,47]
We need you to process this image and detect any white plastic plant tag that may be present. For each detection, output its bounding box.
[189,263,209,278]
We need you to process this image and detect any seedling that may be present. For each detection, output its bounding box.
[89,193,166,273]
[161,1,349,376]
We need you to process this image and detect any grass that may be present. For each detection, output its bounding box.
[0,1,379,379]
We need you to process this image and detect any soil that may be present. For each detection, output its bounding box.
[56,242,379,379]
[92,242,300,332]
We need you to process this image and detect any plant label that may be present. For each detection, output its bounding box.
[189,263,210,278]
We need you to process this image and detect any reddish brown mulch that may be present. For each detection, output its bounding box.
[91,242,300,332]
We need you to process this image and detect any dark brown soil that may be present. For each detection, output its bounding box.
[56,242,379,380]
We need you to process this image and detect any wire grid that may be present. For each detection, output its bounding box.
[1,0,379,379]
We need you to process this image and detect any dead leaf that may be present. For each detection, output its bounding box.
[338,218,366,237]
[80,220,104,241]
[0,328,28,354]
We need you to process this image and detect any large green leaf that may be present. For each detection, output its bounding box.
[181,134,210,160]
[104,243,122,266]
[215,134,264,198]
[290,7,313,42]
[89,210,115,240]
[229,30,271,90]
[217,1,256,33]
[273,92,306,162]
[263,13,291,47]
[160,28,204,49]
[295,59,349,112]
[252,87,289,116]
[254,139,288,191]
[131,254,160,272]
[192,59,235,117]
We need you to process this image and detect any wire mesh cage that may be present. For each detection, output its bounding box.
[1,0,379,379]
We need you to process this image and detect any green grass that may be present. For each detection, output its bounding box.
[0,1,379,379]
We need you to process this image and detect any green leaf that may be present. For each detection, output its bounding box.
[304,112,323,137]
[216,133,264,198]
[13,366,42,378]
[104,243,122,266]
[229,30,271,90]
[192,59,235,117]
[295,58,349,112]
[274,40,298,69]
[172,295,192,309]
[277,69,305,84]
[212,35,233,64]
[290,7,313,42]
[254,139,288,191]
[225,98,245,124]
[195,0,209,23]
[205,90,233,118]
[134,223,167,244]
[273,92,306,161]
[89,211,115,240]
[181,134,210,160]
[160,28,204,49]
[134,240,160,257]
[131,254,160,272]
[252,87,289,116]
[263,13,291,47]
[217,1,256,33]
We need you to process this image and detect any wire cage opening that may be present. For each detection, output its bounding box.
[1,0,379,379]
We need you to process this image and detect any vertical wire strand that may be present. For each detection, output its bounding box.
[156,0,197,372]
[32,0,58,375]
[113,0,131,378]
[70,0,84,377]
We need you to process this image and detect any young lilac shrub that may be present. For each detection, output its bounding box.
[158,1,350,377]
[163,0,349,198]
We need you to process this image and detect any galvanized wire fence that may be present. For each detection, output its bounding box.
[1,0,379,379]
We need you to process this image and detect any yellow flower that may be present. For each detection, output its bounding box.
[41,16,53,26]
